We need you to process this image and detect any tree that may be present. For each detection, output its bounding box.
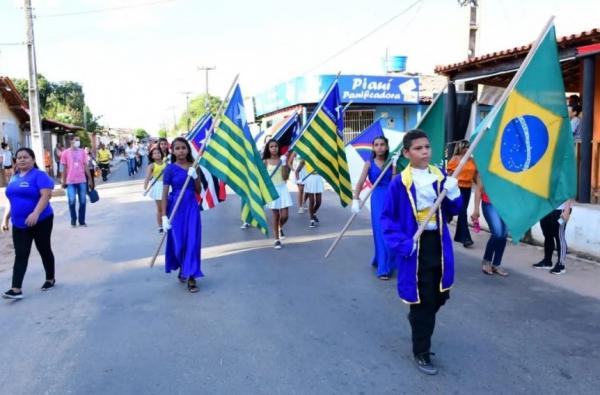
[135,128,150,140]
[12,74,103,133]
[157,128,168,138]
[175,94,222,133]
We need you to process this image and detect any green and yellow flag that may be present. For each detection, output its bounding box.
[292,80,353,206]
[199,84,278,236]
[472,22,576,241]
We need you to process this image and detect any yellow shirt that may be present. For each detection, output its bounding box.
[97,149,112,163]
[267,163,284,185]
[152,162,166,180]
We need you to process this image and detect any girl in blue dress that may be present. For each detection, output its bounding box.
[352,136,396,280]
[161,137,203,293]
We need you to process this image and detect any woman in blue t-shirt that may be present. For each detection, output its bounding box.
[1,148,56,300]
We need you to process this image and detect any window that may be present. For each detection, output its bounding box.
[343,110,375,144]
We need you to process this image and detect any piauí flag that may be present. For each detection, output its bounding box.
[273,113,300,154]
[292,80,353,206]
[472,24,576,241]
[186,114,226,211]
[199,84,279,236]
[349,119,385,162]
[387,90,446,172]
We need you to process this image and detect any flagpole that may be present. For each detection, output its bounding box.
[289,72,341,152]
[409,16,556,244]
[150,74,240,268]
[323,86,447,258]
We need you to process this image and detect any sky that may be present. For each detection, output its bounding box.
[1,0,599,133]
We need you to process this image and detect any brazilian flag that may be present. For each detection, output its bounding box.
[472,24,576,241]
[200,84,278,236]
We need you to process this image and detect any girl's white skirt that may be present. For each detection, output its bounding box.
[304,174,324,194]
[267,183,293,210]
[149,180,164,200]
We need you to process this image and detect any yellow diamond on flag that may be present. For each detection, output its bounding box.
[488,91,562,199]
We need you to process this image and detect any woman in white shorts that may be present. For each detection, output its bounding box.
[263,139,292,249]
[291,152,308,213]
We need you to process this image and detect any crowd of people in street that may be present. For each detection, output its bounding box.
[0,128,579,377]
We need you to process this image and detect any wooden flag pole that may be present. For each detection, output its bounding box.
[150,74,240,268]
[324,154,398,258]
[323,85,448,258]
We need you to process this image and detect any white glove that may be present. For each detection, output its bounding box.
[280,155,287,165]
[351,199,361,214]
[187,167,198,180]
[391,152,400,167]
[409,241,417,256]
[444,176,460,199]
[161,216,171,231]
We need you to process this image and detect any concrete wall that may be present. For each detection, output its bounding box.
[464,190,600,260]
[375,104,424,132]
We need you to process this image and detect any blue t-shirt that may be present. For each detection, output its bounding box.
[5,168,54,228]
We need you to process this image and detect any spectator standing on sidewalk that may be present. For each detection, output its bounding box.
[53,143,64,178]
[1,142,14,184]
[61,135,93,227]
[447,140,478,248]
[533,200,573,274]
[125,141,137,176]
[2,148,56,300]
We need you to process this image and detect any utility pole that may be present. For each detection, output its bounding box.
[181,91,192,132]
[197,65,216,109]
[23,0,45,172]
[458,0,480,60]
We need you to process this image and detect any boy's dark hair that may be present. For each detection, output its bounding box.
[1,142,7,149]
[402,129,429,151]
[262,138,280,160]
[170,137,194,164]
[571,104,582,116]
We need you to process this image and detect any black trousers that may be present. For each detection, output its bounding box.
[454,186,473,244]
[11,215,55,289]
[408,231,449,356]
[540,209,568,265]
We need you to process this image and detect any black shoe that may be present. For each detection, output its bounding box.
[41,279,55,291]
[463,240,474,248]
[279,229,285,240]
[313,215,319,223]
[550,264,566,275]
[79,223,88,227]
[533,261,552,269]
[2,289,23,300]
[414,353,438,375]
[187,278,199,293]
[71,220,77,228]
[159,227,164,233]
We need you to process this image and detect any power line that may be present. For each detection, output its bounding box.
[36,0,176,19]
[300,0,425,75]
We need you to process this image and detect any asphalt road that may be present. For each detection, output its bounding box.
[1,158,599,395]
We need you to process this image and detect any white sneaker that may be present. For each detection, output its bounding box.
[274,240,282,249]
[309,220,316,228]
[298,207,305,214]
[240,223,250,229]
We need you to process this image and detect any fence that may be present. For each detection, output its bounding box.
[342,110,374,144]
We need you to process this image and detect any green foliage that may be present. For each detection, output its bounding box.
[157,128,168,138]
[12,74,102,133]
[176,94,222,132]
[76,130,91,149]
[134,128,150,140]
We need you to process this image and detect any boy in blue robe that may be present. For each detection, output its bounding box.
[381,129,462,375]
